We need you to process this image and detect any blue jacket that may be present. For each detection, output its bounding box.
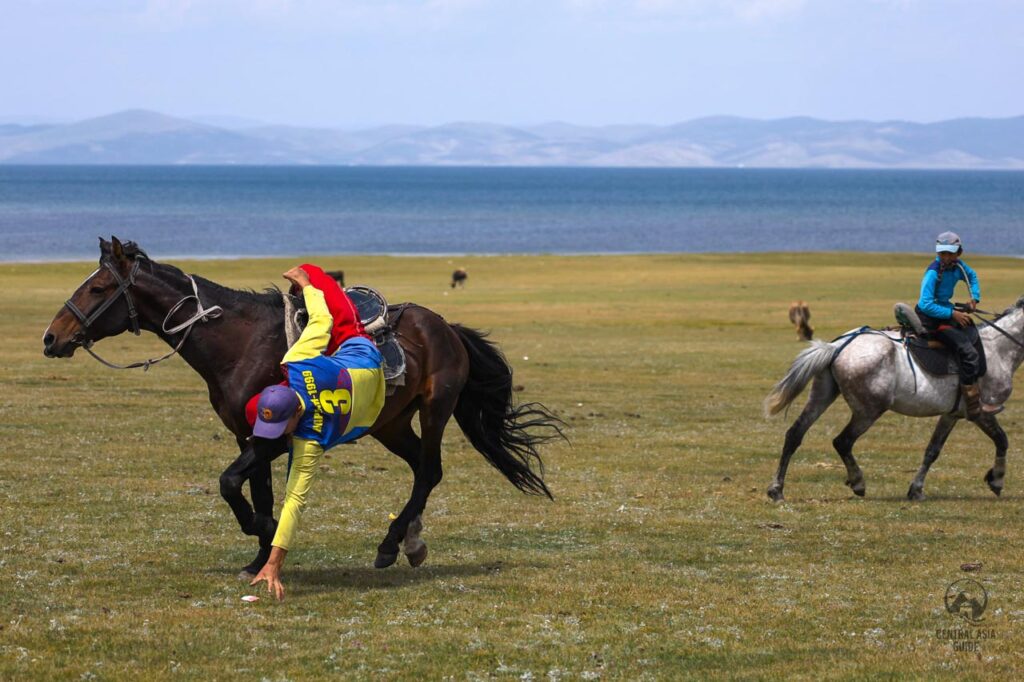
[917,257,981,320]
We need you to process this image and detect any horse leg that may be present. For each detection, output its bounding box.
[219,439,286,576]
[907,415,958,501]
[767,373,839,502]
[220,446,258,537]
[371,417,424,569]
[975,413,1008,496]
[240,459,279,576]
[244,437,289,573]
[832,410,883,497]
[374,379,456,569]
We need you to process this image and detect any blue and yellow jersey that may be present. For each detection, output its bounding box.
[286,338,384,449]
[271,285,385,551]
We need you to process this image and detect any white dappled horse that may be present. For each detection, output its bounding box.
[765,296,1024,501]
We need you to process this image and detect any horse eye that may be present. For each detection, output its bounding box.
[89,285,106,293]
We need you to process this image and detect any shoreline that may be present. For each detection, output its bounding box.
[3,249,1023,265]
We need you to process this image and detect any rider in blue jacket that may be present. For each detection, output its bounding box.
[915,231,987,420]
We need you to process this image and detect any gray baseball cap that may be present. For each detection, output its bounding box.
[935,231,962,253]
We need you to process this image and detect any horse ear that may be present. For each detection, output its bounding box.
[110,236,126,262]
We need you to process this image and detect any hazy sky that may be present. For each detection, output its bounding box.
[2,0,1021,127]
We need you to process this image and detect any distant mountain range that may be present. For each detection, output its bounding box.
[1,109,1022,168]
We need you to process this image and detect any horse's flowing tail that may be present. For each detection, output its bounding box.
[764,340,838,416]
[450,324,564,500]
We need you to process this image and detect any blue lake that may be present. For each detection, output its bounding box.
[0,166,1021,260]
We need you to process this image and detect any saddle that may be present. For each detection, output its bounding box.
[893,302,984,377]
[283,286,408,395]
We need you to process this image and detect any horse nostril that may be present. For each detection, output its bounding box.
[43,332,55,348]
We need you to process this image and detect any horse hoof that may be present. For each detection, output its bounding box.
[406,543,428,568]
[907,486,924,502]
[241,548,271,576]
[766,486,784,502]
[847,479,866,497]
[984,469,1003,496]
[374,551,399,569]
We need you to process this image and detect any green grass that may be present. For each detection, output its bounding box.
[2,253,1023,680]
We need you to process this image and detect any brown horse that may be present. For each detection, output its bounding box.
[43,238,562,574]
[788,300,814,341]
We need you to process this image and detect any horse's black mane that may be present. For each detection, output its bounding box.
[107,239,284,310]
[121,241,149,260]
[99,239,150,262]
[191,273,284,310]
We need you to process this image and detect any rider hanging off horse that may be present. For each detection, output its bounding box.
[245,264,387,600]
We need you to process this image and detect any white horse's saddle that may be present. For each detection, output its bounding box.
[893,302,982,377]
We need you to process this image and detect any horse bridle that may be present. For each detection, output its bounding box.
[64,259,143,337]
[63,257,223,371]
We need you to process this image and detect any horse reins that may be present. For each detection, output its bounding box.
[960,305,1024,350]
[65,258,224,371]
[936,261,1024,350]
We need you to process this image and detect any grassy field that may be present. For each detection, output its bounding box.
[2,252,1023,680]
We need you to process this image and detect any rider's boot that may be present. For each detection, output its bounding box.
[962,383,982,421]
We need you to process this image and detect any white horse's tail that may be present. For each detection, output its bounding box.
[764,340,839,416]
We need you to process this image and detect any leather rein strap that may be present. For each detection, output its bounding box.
[64,260,143,336]
[64,259,224,371]
[970,308,1024,350]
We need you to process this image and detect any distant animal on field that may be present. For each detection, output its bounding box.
[788,301,814,340]
[325,269,344,287]
[451,268,468,288]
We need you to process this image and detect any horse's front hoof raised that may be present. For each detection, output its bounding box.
[766,485,785,502]
[406,543,428,568]
[374,551,399,569]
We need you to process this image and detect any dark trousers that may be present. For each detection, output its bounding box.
[916,306,987,384]
[932,324,985,384]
